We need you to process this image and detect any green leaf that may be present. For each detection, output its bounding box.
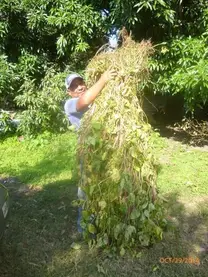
[88,185,95,196]
[120,178,125,190]
[142,202,148,209]
[98,200,107,210]
[70,242,81,250]
[114,223,126,239]
[130,209,140,220]
[128,193,135,203]
[92,122,102,130]
[139,235,150,246]
[111,168,120,182]
[148,203,155,211]
[152,265,159,272]
[136,252,142,258]
[144,210,149,218]
[71,200,80,207]
[87,136,96,146]
[155,226,163,239]
[134,165,141,172]
[82,210,90,220]
[120,247,125,256]
[125,225,136,241]
[101,152,107,161]
[88,223,96,234]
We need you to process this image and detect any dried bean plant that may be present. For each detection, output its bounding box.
[77,37,166,251]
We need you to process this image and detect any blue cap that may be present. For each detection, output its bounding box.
[65,73,83,90]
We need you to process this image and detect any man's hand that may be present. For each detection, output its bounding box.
[76,69,117,111]
[101,69,117,83]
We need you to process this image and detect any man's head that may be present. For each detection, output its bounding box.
[65,73,87,98]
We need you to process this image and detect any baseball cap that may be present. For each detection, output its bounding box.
[65,73,83,90]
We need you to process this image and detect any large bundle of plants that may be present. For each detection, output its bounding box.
[77,37,166,252]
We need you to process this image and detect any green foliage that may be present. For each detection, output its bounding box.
[78,121,166,250]
[0,0,107,110]
[46,0,105,56]
[1,0,208,130]
[94,0,207,41]
[15,68,69,135]
[0,55,18,107]
[96,1,208,113]
[17,50,48,82]
[0,53,49,109]
[0,0,106,59]
[202,6,208,35]
[0,110,17,134]
[109,0,175,28]
[106,0,208,112]
[150,36,208,112]
[77,40,166,251]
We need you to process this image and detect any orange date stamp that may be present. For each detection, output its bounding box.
[159,257,200,265]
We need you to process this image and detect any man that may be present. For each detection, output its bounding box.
[64,69,116,232]
[64,69,116,129]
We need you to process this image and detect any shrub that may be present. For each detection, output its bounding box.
[0,110,17,134]
[15,68,69,136]
[149,36,208,112]
[0,55,19,108]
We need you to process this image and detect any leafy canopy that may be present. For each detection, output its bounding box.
[0,0,107,107]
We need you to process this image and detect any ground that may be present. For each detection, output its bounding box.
[0,130,207,277]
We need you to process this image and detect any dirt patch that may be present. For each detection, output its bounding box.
[0,176,42,196]
[154,121,208,148]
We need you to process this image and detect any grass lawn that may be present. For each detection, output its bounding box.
[0,131,207,277]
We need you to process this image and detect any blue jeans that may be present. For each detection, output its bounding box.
[77,186,86,233]
[78,160,95,235]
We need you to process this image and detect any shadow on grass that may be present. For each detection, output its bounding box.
[0,178,79,277]
[0,180,207,277]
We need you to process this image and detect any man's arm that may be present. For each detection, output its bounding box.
[76,69,116,111]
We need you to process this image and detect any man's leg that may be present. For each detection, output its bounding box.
[77,186,86,233]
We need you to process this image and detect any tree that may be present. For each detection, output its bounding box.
[1,0,208,133]
[100,0,208,112]
[0,0,107,108]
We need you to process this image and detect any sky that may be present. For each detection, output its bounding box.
[109,33,118,48]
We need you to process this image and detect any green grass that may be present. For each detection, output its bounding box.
[0,132,78,185]
[156,139,208,197]
[0,131,207,277]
